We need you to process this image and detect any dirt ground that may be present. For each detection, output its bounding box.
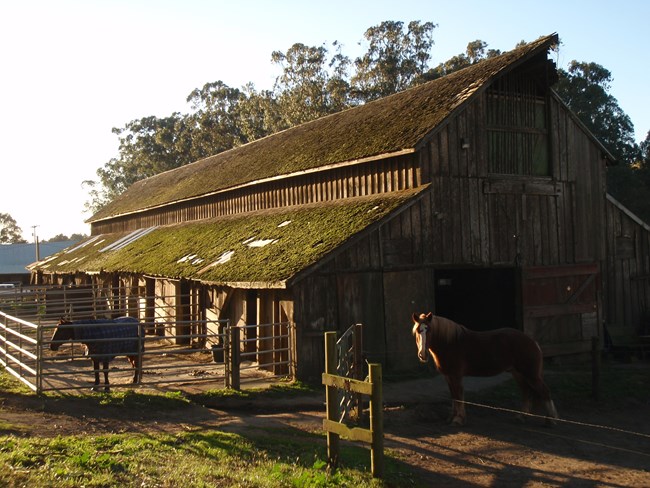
[1,367,649,487]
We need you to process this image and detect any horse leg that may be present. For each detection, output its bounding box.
[525,376,558,425]
[128,356,141,384]
[91,359,101,391]
[445,375,466,426]
[511,371,533,422]
[536,378,558,425]
[103,360,110,392]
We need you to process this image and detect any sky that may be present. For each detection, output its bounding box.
[1,0,648,242]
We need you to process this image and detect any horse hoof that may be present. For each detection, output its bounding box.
[450,416,465,426]
[544,417,557,427]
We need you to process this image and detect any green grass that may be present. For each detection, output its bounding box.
[0,430,393,487]
[0,370,416,487]
[189,380,322,404]
[469,361,650,411]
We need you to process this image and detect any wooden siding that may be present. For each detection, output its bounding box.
[91,154,421,235]
[604,196,650,334]
[420,94,607,268]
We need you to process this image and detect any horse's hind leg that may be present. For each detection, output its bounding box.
[102,361,110,392]
[512,371,533,422]
[128,356,141,384]
[525,376,558,425]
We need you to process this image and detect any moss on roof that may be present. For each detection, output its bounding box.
[36,189,425,286]
[90,34,558,222]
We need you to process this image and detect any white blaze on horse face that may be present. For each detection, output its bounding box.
[416,324,429,362]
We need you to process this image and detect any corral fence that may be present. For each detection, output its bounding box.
[0,284,293,393]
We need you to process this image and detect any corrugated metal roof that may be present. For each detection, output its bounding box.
[0,241,79,275]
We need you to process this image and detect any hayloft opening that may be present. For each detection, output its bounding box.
[434,268,517,332]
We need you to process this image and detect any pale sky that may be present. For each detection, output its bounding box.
[1,0,648,241]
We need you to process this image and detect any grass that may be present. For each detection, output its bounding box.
[468,360,650,413]
[0,429,395,487]
[0,370,416,487]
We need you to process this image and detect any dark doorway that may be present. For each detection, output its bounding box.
[434,268,517,331]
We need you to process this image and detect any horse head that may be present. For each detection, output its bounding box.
[412,312,433,363]
[50,317,74,351]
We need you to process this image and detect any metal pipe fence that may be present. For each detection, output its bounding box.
[0,285,296,393]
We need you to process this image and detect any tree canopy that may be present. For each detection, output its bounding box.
[0,213,26,244]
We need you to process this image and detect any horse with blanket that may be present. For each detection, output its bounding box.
[50,316,144,392]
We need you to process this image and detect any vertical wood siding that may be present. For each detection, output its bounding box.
[604,197,650,333]
[91,154,421,235]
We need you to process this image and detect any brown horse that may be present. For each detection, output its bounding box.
[411,312,558,426]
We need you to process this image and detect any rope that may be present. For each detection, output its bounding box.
[455,398,650,440]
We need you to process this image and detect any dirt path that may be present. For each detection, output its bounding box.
[1,373,649,486]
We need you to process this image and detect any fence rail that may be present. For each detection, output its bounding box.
[0,285,295,393]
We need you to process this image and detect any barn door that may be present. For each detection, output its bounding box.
[521,263,601,356]
[382,269,433,371]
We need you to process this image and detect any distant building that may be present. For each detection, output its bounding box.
[0,241,78,284]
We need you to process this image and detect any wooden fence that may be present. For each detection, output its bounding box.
[322,329,383,478]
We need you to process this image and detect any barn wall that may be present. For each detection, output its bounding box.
[91,153,422,234]
[604,196,650,336]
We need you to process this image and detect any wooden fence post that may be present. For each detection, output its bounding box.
[369,363,383,478]
[324,331,339,470]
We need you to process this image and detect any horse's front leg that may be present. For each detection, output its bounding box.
[445,375,466,426]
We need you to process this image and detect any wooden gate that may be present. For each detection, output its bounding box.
[522,263,601,356]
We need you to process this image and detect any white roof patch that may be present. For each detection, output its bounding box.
[247,239,277,248]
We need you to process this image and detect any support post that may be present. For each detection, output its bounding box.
[230,325,241,390]
[591,335,600,401]
[325,331,339,470]
[369,363,383,478]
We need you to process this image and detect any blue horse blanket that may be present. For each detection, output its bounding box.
[72,317,143,361]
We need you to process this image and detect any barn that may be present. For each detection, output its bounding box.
[30,33,650,380]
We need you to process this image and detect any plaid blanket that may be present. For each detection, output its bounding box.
[73,317,143,361]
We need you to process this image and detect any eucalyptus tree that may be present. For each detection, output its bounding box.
[271,41,351,127]
[184,81,248,158]
[351,20,436,102]
[83,114,190,213]
[555,61,638,164]
[0,213,26,244]
[428,39,501,79]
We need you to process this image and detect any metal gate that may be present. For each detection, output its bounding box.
[0,285,295,393]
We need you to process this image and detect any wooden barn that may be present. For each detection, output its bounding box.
[30,33,650,380]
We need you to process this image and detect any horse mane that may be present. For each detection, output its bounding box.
[429,315,467,345]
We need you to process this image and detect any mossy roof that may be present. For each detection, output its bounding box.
[89,34,558,223]
[34,189,425,287]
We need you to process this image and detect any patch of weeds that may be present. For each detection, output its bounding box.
[0,369,33,395]
[189,380,321,404]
